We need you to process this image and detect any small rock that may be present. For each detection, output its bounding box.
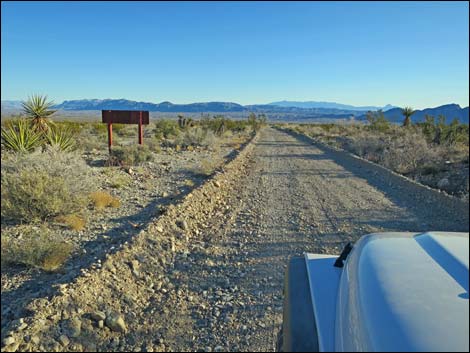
[58,335,70,347]
[3,337,15,346]
[177,220,188,230]
[67,318,81,338]
[155,226,164,233]
[214,181,221,188]
[11,318,27,331]
[214,346,224,352]
[30,336,40,345]
[130,260,140,271]
[90,311,106,321]
[437,177,450,188]
[105,312,127,333]
[98,320,104,329]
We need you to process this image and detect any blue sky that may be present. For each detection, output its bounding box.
[1,1,469,109]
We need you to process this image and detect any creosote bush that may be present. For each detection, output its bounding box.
[1,225,73,272]
[1,147,95,222]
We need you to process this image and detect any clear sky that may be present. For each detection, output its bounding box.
[1,1,469,109]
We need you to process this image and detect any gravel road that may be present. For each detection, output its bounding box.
[3,127,468,352]
[172,126,469,351]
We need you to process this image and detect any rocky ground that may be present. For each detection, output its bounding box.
[1,134,249,341]
[1,127,469,352]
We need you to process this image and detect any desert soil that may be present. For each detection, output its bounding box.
[1,127,468,352]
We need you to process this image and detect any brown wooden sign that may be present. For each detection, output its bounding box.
[102,110,150,125]
[101,110,149,152]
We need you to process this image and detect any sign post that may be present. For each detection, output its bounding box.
[107,122,113,153]
[138,111,143,145]
[101,110,150,153]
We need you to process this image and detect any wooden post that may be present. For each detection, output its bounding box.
[107,122,113,153]
[138,111,143,145]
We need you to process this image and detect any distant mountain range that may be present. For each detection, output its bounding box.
[269,100,397,111]
[53,99,247,112]
[358,104,469,124]
[1,99,468,123]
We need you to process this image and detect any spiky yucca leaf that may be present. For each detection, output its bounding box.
[21,94,57,132]
[44,125,76,151]
[1,119,43,152]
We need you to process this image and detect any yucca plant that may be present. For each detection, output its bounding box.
[401,107,415,127]
[1,119,43,152]
[44,125,76,151]
[21,94,57,132]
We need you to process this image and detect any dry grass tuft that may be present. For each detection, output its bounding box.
[55,214,86,231]
[89,191,121,210]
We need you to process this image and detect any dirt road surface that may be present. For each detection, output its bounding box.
[3,127,468,352]
[170,127,468,351]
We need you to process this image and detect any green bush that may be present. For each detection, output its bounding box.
[154,119,181,139]
[175,127,217,148]
[54,121,86,134]
[108,144,154,166]
[200,115,250,135]
[365,110,391,132]
[1,148,95,222]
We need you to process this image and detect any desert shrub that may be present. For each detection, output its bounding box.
[365,111,391,132]
[342,133,386,163]
[175,127,218,148]
[75,130,103,151]
[109,173,132,189]
[108,144,154,166]
[1,225,73,271]
[200,115,250,135]
[380,133,440,174]
[1,148,95,222]
[90,122,126,135]
[248,113,267,132]
[441,119,469,146]
[116,125,137,137]
[89,191,121,209]
[154,119,180,139]
[54,121,86,134]
[55,214,86,231]
[145,138,162,153]
[1,119,43,152]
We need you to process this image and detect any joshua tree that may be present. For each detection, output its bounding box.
[21,94,56,132]
[401,107,415,127]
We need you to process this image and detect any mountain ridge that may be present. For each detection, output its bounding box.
[268,100,397,111]
[1,99,468,123]
[359,103,469,124]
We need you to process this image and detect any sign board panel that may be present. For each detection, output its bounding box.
[102,110,150,125]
